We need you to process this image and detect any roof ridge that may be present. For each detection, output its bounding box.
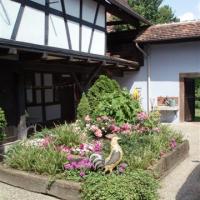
[152,20,200,28]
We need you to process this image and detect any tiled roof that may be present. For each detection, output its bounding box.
[135,21,200,43]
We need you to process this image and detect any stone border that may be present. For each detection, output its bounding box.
[0,140,189,199]
[0,165,81,200]
[149,140,189,179]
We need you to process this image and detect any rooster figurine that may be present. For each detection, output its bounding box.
[90,136,123,173]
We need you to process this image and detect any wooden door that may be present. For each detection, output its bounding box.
[184,78,195,121]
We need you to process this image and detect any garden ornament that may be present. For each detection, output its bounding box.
[90,135,123,173]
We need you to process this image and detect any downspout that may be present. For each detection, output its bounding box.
[136,42,151,113]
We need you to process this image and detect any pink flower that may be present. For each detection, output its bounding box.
[170,139,177,150]
[120,123,132,134]
[137,112,148,121]
[153,127,160,133]
[109,124,120,133]
[90,125,98,132]
[64,163,73,170]
[60,145,71,153]
[101,116,109,121]
[40,136,53,147]
[94,129,103,138]
[67,154,73,161]
[84,115,91,123]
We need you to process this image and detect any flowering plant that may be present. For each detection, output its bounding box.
[84,115,133,138]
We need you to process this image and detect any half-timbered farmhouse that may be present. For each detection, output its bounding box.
[0,0,151,140]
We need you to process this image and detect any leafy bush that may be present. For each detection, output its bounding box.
[77,93,91,119]
[87,75,120,113]
[82,170,159,200]
[0,107,7,141]
[5,143,66,176]
[94,90,141,124]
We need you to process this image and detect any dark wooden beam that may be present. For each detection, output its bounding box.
[84,65,102,91]
[106,20,128,26]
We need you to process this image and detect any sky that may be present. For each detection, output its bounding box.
[162,0,200,21]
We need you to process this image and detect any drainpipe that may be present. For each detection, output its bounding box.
[136,42,151,113]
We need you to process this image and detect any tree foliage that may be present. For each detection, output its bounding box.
[77,93,91,119]
[128,0,179,24]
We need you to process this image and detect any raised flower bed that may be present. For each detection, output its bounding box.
[0,76,189,200]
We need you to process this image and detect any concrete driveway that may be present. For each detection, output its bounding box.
[0,181,59,200]
[159,123,200,200]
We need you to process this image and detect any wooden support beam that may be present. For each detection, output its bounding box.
[84,65,102,91]
[106,20,128,26]
[71,72,84,94]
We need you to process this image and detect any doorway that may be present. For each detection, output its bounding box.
[180,73,200,122]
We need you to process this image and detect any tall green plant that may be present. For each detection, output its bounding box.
[87,75,120,113]
[0,107,7,141]
[94,90,141,124]
[77,93,91,119]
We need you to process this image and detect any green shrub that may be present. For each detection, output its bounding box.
[5,143,66,176]
[82,170,159,200]
[87,75,120,113]
[0,107,7,141]
[77,93,91,119]
[94,90,141,124]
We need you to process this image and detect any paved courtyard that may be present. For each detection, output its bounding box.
[159,122,200,200]
[0,181,59,200]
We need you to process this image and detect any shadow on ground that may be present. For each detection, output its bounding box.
[176,164,200,200]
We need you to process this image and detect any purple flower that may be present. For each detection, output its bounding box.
[118,167,125,173]
[170,139,177,150]
[79,171,85,177]
[118,163,127,173]
[93,141,102,152]
[119,163,128,169]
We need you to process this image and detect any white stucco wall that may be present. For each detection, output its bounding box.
[116,41,200,123]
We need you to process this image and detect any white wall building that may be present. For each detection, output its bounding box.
[116,21,200,123]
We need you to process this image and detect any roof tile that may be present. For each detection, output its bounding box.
[136,21,200,43]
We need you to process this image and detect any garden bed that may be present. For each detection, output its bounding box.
[0,76,189,200]
[0,140,19,161]
[0,140,189,200]
[150,140,189,179]
[0,164,81,200]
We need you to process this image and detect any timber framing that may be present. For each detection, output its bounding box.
[0,38,139,71]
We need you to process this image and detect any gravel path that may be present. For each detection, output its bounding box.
[159,122,200,200]
[0,182,59,200]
